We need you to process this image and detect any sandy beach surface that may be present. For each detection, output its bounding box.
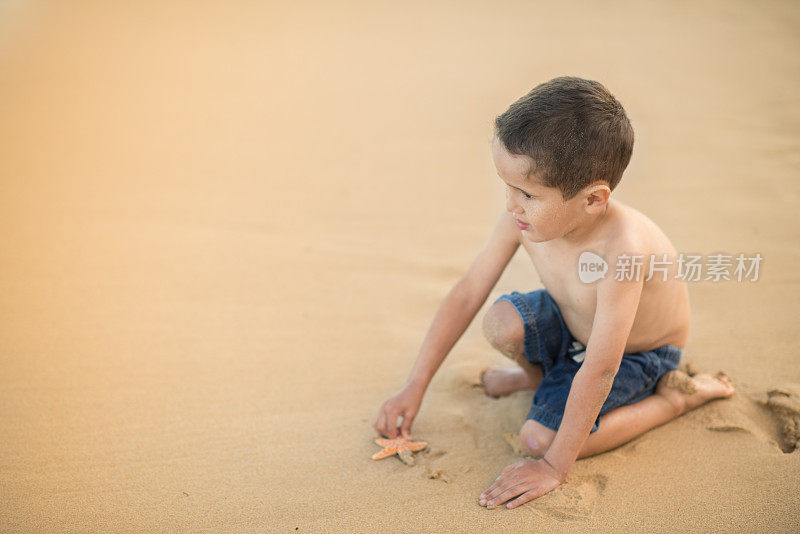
[1,1,799,531]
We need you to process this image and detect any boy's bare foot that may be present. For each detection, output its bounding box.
[481,366,536,398]
[656,370,735,415]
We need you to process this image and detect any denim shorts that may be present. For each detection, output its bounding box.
[494,289,682,434]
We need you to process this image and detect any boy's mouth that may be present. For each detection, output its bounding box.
[515,218,530,230]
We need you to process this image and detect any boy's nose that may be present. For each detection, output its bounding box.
[505,191,523,214]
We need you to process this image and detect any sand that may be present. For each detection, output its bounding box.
[1,1,799,532]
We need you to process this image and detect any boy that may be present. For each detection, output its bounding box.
[372,76,734,509]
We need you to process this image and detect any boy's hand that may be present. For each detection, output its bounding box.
[372,383,424,439]
[478,458,564,509]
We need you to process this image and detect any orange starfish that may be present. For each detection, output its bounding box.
[371,436,428,465]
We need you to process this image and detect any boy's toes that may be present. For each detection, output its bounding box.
[714,370,732,384]
[714,371,735,395]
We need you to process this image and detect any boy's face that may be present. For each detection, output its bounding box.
[491,137,586,243]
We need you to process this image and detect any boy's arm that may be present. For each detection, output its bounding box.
[373,212,519,438]
[407,211,520,391]
[542,268,644,479]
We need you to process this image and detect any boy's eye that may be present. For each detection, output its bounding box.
[505,185,534,200]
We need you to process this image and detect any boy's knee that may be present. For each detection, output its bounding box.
[519,420,555,457]
[482,301,524,358]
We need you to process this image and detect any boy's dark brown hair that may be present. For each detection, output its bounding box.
[494,76,634,200]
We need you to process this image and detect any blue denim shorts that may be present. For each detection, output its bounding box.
[494,289,682,434]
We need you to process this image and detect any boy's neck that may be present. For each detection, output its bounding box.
[555,199,613,247]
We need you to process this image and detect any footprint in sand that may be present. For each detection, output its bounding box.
[757,385,800,453]
[705,382,800,454]
[522,474,608,522]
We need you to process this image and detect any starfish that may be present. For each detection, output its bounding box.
[371,436,428,465]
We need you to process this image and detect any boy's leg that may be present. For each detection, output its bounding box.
[579,370,734,458]
[480,300,543,398]
[518,370,735,458]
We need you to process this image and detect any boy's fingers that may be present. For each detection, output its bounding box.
[487,481,527,507]
[485,479,509,499]
[386,411,398,438]
[481,475,509,500]
[483,475,522,502]
[371,412,382,432]
[378,410,388,436]
[400,412,415,439]
[506,489,538,509]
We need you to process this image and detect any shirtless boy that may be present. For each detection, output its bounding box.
[372,76,735,509]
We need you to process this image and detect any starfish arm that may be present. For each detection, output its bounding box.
[398,448,415,466]
[371,447,398,460]
[374,438,394,447]
[405,441,428,451]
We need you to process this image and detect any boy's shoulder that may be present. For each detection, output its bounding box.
[593,200,672,259]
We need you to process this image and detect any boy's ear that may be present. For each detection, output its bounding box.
[583,183,611,214]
